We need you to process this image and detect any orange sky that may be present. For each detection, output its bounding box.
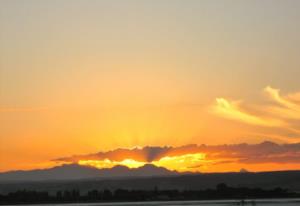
[1,0,300,172]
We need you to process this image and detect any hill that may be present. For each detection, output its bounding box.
[0,164,177,182]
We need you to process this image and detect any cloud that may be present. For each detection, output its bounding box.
[212,86,300,140]
[264,86,300,120]
[54,142,300,167]
[213,98,284,127]
[264,86,294,108]
[56,147,160,163]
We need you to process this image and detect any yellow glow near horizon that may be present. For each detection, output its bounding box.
[78,159,147,169]
[77,153,207,172]
[153,153,207,172]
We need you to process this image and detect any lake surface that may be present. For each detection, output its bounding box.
[8,199,300,206]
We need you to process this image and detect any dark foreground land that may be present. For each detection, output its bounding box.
[2,170,300,195]
[1,170,300,205]
[0,184,299,205]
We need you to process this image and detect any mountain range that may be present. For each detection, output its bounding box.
[0,164,178,182]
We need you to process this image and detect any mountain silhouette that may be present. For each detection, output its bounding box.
[0,164,178,182]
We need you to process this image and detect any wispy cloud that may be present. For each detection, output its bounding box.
[212,86,300,140]
[264,86,296,109]
[213,98,284,127]
[264,86,300,120]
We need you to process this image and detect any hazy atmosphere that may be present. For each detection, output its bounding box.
[1,0,300,173]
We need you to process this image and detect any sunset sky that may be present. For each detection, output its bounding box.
[1,0,300,172]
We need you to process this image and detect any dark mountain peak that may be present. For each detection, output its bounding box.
[110,165,130,172]
[139,163,158,169]
[138,164,172,172]
[0,163,177,182]
[260,141,277,146]
[49,163,100,172]
[240,168,249,173]
[53,163,84,169]
[0,164,102,182]
[131,164,177,176]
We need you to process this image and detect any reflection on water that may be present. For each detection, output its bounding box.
[9,199,300,206]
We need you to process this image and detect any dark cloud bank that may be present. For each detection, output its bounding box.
[55,141,300,165]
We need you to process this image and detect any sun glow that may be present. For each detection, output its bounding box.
[153,153,207,172]
[77,153,207,172]
[78,158,146,169]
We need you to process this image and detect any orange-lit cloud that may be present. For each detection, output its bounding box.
[213,98,284,127]
[55,142,300,172]
[264,86,300,110]
[78,153,208,172]
[213,86,300,140]
[78,159,146,169]
[152,153,208,172]
[264,86,300,120]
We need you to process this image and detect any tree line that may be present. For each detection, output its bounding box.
[0,183,298,204]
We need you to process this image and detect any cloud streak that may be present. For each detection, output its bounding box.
[213,98,284,127]
[264,86,300,120]
[213,86,300,140]
[54,141,300,172]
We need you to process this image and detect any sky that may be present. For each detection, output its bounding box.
[1,0,300,172]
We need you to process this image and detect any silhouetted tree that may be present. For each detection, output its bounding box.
[0,185,298,204]
[103,189,113,200]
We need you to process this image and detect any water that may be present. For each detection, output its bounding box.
[6,199,300,206]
